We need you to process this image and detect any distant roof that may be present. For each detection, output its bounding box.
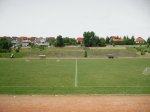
[16,37,32,41]
[136,37,145,42]
[110,36,123,42]
[76,37,83,42]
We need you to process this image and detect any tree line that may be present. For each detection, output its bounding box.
[47,35,77,47]
[83,31,150,47]
[83,31,106,47]
[0,32,150,52]
[106,36,135,45]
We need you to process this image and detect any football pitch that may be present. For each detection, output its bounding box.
[0,58,150,94]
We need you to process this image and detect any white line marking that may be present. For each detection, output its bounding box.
[0,85,149,88]
[79,86,150,88]
[0,86,66,88]
[75,59,78,87]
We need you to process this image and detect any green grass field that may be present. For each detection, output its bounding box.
[0,58,150,94]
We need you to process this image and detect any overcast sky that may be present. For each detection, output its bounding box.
[0,0,150,39]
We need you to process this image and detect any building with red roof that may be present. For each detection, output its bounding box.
[16,37,32,47]
[76,37,84,43]
[136,37,145,43]
[16,37,32,41]
[110,36,123,42]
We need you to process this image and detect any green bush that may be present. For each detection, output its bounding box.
[0,49,11,53]
[39,45,45,51]
[15,48,20,53]
[84,50,87,57]
[107,54,114,59]
[144,49,147,52]
[112,43,115,47]
[141,51,145,55]
[135,47,143,52]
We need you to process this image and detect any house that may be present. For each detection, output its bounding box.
[136,37,145,43]
[16,37,32,47]
[11,40,19,48]
[21,40,31,47]
[76,37,84,43]
[12,36,18,41]
[35,37,49,46]
[16,37,32,41]
[110,36,123,42]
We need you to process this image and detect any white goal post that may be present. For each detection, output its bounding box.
[143,67,150,75]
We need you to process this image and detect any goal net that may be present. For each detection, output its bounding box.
[143,67,150,75]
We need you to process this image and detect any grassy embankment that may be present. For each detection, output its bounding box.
[0,46,141,58]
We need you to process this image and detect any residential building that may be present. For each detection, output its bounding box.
[110,36,123,42]
[76,37,84,43]
[136,37,145,43]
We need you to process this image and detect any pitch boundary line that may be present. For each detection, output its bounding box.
[0,85,150,88]
[0,86,67,88]
[79,86,150,88]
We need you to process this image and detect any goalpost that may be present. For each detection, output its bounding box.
[143,67,150,75]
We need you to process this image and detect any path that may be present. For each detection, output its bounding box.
[0,95,150,112]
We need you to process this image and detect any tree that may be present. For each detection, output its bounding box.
[125,36,130,45]
[0,37,12,52]
[64,37,76,45]
[69,38,76,45]
[39,45,45,50]
[147,37,150,47]
[83,31,95,47]
[48,37,56,46]
[28,42,35,48]
[123,36,135,45]
[147,37,150,44]
[64,37,71,45]
[131,36,135,45]
[83,31,107,47]
[91,36,100,47]
[99,38,106,47]
[106,36,110,44]
[55,35,64,47]
[123,36,127,45]
[15,44,22,52]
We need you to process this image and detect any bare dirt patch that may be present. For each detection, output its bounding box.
[0,95,150,112]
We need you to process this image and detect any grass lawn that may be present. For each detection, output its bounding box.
[78,59,150,86]
[0,58,150,94]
